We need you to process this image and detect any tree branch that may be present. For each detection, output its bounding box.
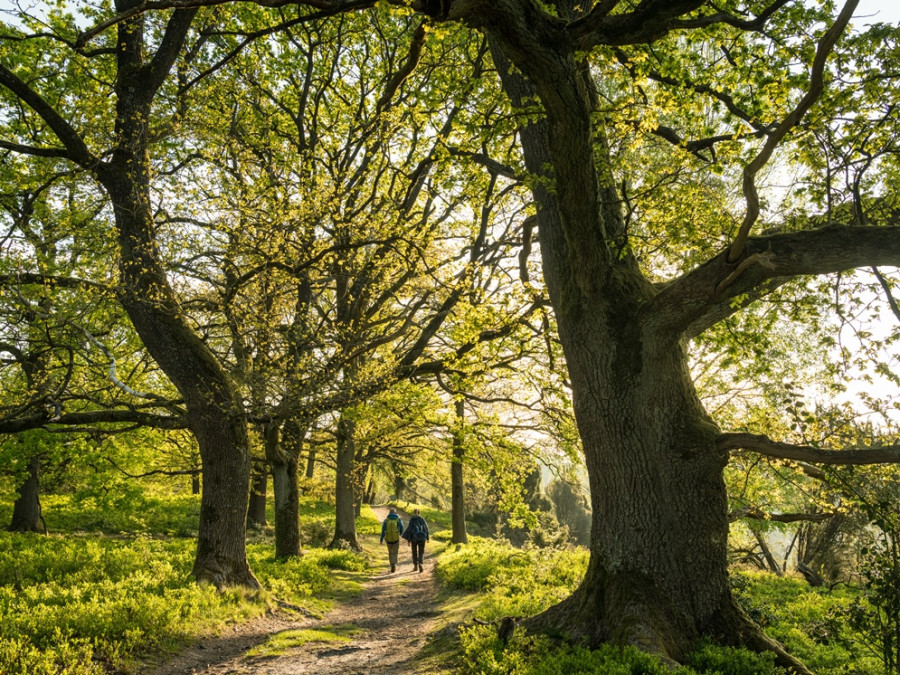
[726,0,859,264]
[0,64,100,168]
[719,432,900,466]
[729,506,834,524]
[651,224,900,340]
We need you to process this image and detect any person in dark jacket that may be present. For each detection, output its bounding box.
[402,508,430,572]
[379,508,404,573]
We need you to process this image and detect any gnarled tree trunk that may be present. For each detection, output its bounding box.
[481,15,808,669]
[94,3,257,588]
[270,419,304,558]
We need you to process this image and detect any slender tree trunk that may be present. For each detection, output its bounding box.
[753,530,783,576]
[330,413,360,550]
[9,455,43,533]
[247,461,268,528]
[270,420,302,558]
[451,398,468,544]
[305,449,316,479]
[192,472,201,495]
[394,473,406,500]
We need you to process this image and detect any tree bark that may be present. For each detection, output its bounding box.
[305,449,316,479]
[451,398,468,544]
[482,15,810,671]
[93,4,257,588]
[330,413,361,550]
[9,455,43,533]
[270,420,303,558]
[247,461,268,529]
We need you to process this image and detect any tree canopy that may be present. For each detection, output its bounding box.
[1,0,899,671]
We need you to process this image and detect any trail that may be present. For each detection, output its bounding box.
[141,506,448,674]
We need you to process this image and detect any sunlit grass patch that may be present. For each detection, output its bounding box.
[244,624,359,658]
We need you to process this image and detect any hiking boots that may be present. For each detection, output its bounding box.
[390,565,395,573]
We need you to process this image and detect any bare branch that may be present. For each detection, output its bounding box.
[873,266,900,324]
[727,0,859,264]
[729,506,834,524]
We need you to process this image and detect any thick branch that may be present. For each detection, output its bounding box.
[650,225,900,340]
[0,408,186,434]
[719,432,900,466]
[729,506,834,524]
[0,65,99,168]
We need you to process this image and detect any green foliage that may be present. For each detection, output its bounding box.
[687,642,784,675]
[459,624,687,675]
[446,539,882,674]
[730,569,882,674]
[0,491,367,674]
[437,538,534,591]
[40,491,201,537]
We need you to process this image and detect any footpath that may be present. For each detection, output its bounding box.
[143,505,448,674]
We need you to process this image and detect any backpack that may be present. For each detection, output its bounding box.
[385,518,400,543]
[411,520,427,543]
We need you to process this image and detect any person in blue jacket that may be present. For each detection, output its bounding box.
[402,508,430,572]
[379,508,404,573]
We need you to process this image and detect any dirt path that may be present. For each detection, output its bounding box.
[141,506,449,674]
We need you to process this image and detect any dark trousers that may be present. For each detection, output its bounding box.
[411,540,425,566]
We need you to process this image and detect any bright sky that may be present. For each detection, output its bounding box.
[856,0,900,24]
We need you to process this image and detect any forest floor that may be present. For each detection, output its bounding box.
[139,506,458,674]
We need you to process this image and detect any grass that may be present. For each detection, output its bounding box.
[0,486,371,675]
[244,625,360,658]
[432,540,887,675]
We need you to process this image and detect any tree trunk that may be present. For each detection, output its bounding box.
[9,455,43,533]
[305,449,316,479]
[192,472,201,495]
[330,413,360,550]
[488,34,807,672]
[95,5,257,589]
[247,461,268,528]
[270,420,302,558]
[394,473,406,501]
[451,398,468,544]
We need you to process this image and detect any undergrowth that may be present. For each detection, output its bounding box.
[0,491,366,675]
[439,539,884,674]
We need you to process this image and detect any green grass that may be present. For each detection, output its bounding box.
[434,539,886,675]
[245,624,360,657]
[0,488,370,675]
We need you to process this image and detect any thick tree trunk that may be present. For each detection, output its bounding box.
[487,31,809,672]
[247,462,268,529]
[9,455,43,533]
[96,7,257,588]
[270,420,302,558]
[451,398,468,544]
[330,414,360,550]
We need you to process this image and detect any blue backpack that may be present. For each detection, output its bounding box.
[411,520,427,542]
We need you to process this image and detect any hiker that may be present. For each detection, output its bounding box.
[402,508,430,572]
[379,508,404,573]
